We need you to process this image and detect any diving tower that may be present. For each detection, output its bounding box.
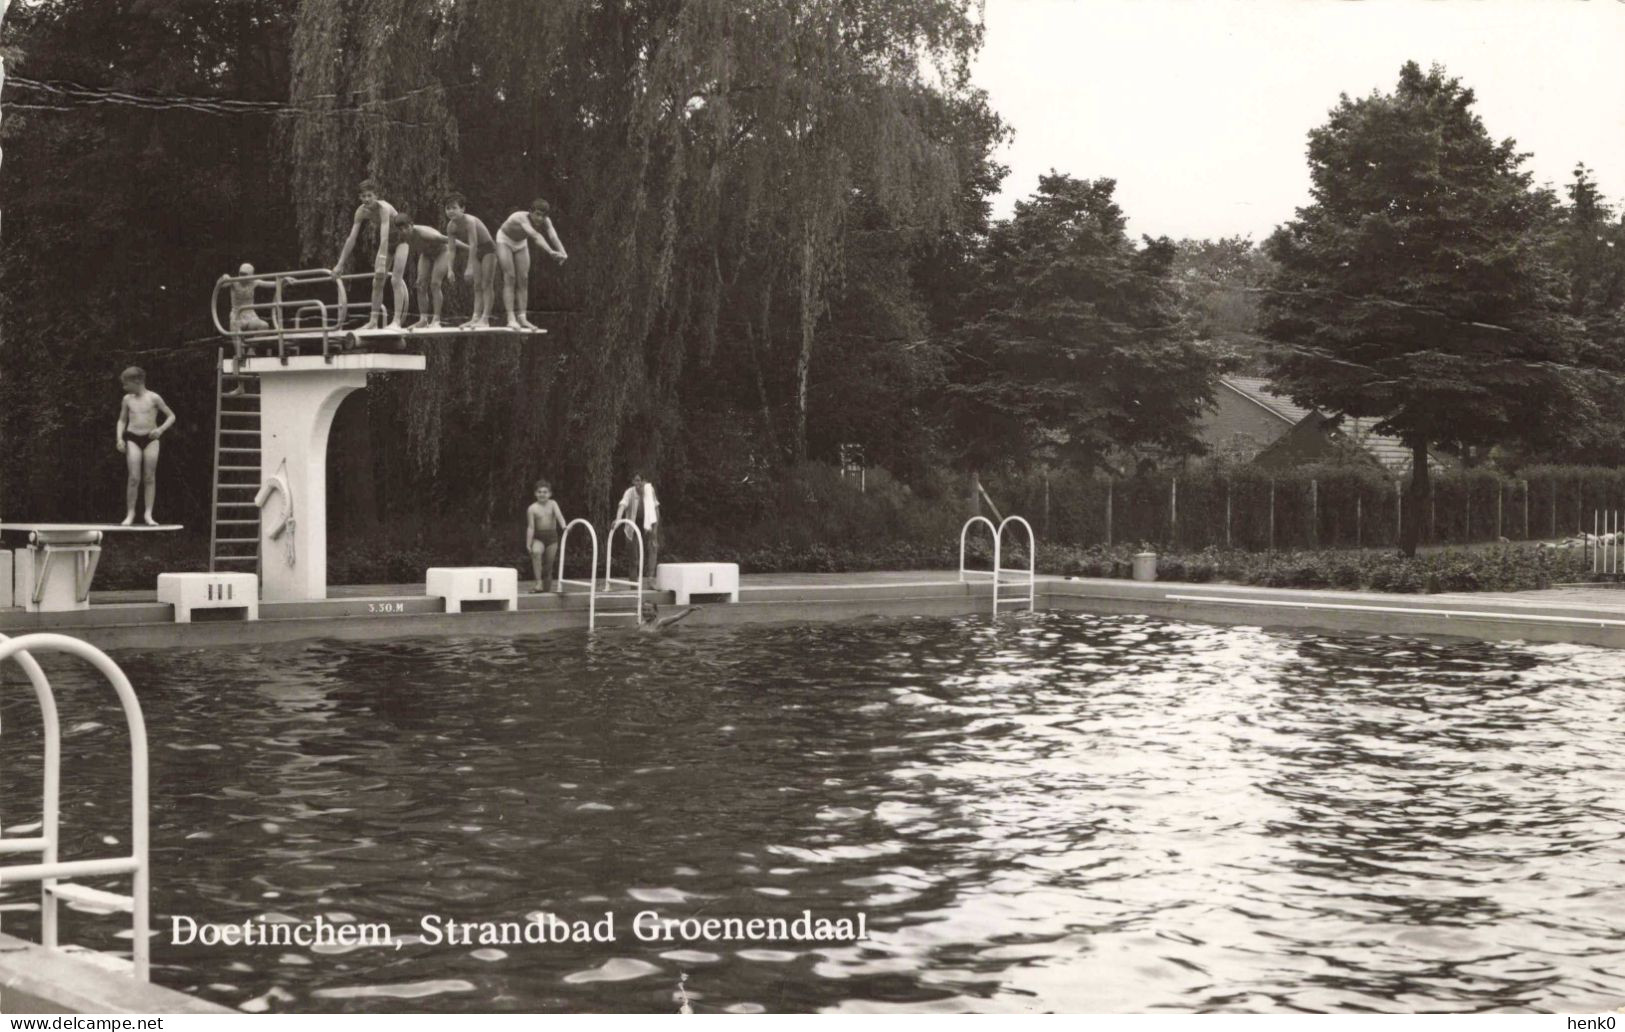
[211,268,546,602]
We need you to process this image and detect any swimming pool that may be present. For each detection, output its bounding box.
[3,613,1623,1013]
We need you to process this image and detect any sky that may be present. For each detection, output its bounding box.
[971,0,1625,242]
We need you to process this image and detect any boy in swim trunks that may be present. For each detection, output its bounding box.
[114,366,176,526]
[226,263,277,334]
[220,262,278,390]
[388,214,454,328]
[525,479,567,593]
[444,193,497,328]
[496,199,567,330]
[333,178,405,330]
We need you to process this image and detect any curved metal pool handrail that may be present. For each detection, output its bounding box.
[602,519,646,621]
[557,518,600,631]
[996,515,1037,614]
[211,267,352,342]
[959,516,999,584]
[0,632,149,982]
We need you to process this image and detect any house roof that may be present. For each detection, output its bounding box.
[1344,417,1419,472]
[1219,377,1433,473]
[1222,377,1314,425]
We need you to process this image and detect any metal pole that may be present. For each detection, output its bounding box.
[1397,479,1403,542]
[1269,479,1276,551]
[1105,480,1113,547]
[1225,480,1232,548]
[1170,477,1178,548]
[1496,483,1503,541]
[1356,495,1363,549]
[1310,479,1318,548]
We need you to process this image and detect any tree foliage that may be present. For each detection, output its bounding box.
[0,0,296,526]
[945,173,1226,473]
[1170,235,1275,372]
[1260,62,1595,553]
[285,0,1001,516]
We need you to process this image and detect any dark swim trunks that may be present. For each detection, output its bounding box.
[123,430,155,447]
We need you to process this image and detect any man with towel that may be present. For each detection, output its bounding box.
[615,472,661,587]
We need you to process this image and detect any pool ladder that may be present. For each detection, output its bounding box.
[960,515,1036,619]
[0,633,151,982]
[557,519,646,631]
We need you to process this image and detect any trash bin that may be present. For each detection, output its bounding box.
[1132,551,1158,582]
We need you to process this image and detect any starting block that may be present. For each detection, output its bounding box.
[426,567,517,613]
[156,572,258,623]
[654,562,740,604]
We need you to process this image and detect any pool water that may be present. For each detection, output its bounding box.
[2,613,1624,1013]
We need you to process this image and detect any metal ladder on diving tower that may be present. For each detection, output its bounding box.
[0,633,152,981]
[557,520,646,631]
[960,515,1037,619]
[209,347,263,572]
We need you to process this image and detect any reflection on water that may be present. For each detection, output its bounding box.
[2,614,1623,1013]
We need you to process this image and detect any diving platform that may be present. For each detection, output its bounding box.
[0,524,182,612]
[214,266,547,365]
[210,267,549,602]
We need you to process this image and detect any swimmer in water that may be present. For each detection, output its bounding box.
[639,601,696,634]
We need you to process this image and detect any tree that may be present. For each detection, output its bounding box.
[1540,165,1625,462]
[0,0,297,527]
[946,173,1226,472]
[287,0,999,517]
[1261,62,1593,555]
[1170,236,1276,372]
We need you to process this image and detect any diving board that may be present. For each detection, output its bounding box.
[1,524,182,613]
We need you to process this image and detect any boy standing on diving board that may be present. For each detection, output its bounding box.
[115,366,176,526]
[495,199,567,330]
[333,178,405,330]
[388,213,455,328]
[444,193,497,328]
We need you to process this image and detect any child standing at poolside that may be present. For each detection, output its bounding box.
[114,366,176,526]
[526,480,567,593]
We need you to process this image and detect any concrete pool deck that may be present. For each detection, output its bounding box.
[1,570,1623,649]
[3,573,1624,1012]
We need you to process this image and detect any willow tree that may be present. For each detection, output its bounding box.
[288,0,994,517]
[287,0,457,257]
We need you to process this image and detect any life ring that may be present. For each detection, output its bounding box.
[254,460,296,565]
